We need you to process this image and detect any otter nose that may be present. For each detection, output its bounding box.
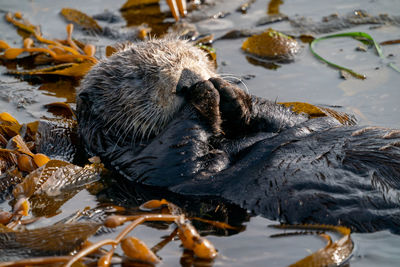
[176,68,202,95]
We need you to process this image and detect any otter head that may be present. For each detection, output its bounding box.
[77,38,217,146]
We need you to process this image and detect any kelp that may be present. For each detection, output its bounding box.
[197,44,217,67]
[256,14,288,26]
[242,28,300,62]
[0,113,105,262]
[8,61,95,77]
[0,114,51,181]
[0,222,100,261]
[121,0,163,10]
[17,160,103,217]
[0,199,223,266]
[267,0,284,15]
[12,160,101,199]
[271,224,353,267]
[0,113,102,217]
[120,0,187,36]
[4,12,38,35]
[280,102,357,125]
[380,39,400,45]
[245,55,281,70]
[44,102,76,119]
[0,12,97,77]
[0,112,21,138]
[310,31,400,79]
[64,199,219,266]
[60,8,102,34]
[120,2,170,37]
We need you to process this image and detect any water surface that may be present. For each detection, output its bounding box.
[1,0,400,266]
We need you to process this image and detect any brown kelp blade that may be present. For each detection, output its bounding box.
[271,224,353,267]
[279,102,357,125]
[13,159,102,216]
[242,28,300,62]
[60,8,102,33]
[7,62,95,77]
[0,222,100,261]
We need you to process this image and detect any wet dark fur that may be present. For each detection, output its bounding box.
[77,42,400,234]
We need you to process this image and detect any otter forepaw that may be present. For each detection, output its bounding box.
[184,80,223,135]
[209,77,252,135]
[183,78,252,137]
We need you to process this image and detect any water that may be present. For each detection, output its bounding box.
[1,0,400,266]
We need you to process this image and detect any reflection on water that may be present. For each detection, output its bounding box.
[1,0,400,266]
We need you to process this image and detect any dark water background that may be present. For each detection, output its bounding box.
[1,0,400,266]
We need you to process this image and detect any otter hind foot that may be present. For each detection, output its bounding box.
[183,78,252,137]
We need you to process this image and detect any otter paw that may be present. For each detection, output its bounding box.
[209,77,252,135]
[184,80,223,135]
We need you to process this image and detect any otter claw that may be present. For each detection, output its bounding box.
[166,0,187,21]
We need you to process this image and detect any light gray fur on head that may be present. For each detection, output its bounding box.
[77,37,217,143]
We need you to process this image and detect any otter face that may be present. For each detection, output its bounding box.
[77,38,217,146]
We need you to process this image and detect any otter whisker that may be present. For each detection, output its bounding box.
[112,114,136,148]
[143,108,163,141]
[128,108,157,143]
[110,115,130,138]
[219,73,242,81]
[219,74,250,94]
[105,111,126,134]
[118,119,139,149]
[110,112,140,153]
[137,108,160,142]
[104,100,134,134]
[146,111,163,140]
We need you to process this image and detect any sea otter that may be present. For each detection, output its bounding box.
[77,38,400,234]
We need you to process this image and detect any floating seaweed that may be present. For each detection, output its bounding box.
[267,0,284,15]
[0,222,101,262]
[380,38,400,45]
[242,28,300,62]
[0,12,97,77]
[0,112,103,219]
[279,102,357,125]
[60,8,103,34]
[65,199,218,266]
[271,224,353,266]
[120,0,188,37]
[0,199,222,266]
[310,31,400,79]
